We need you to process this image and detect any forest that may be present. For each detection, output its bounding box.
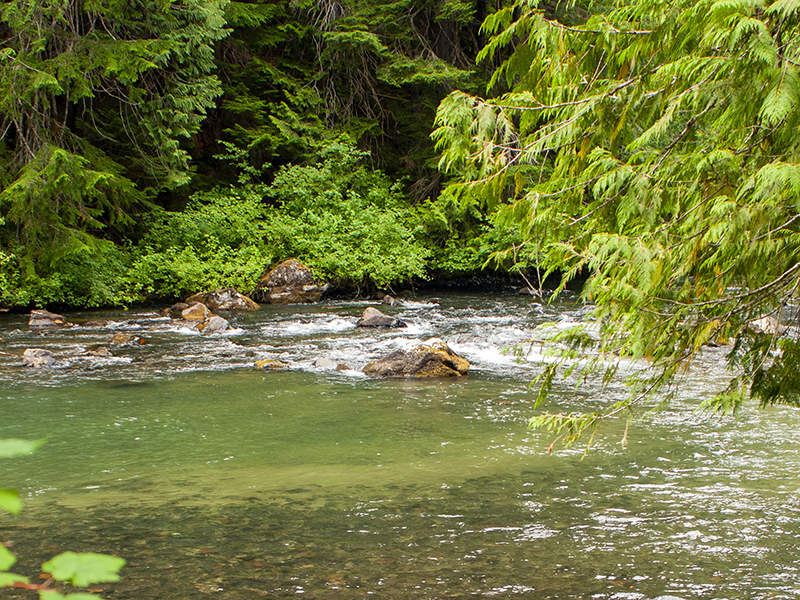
[0,0,514,309]
[4,0,800,413]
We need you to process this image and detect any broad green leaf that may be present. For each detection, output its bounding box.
[0,438,46,458]
[42,552,125,587]
[0,544,16,571]
[0,572,29,586]
[0,488,21,514]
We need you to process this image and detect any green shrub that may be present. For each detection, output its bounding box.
[125,187,273,301]
[264,142,429,288]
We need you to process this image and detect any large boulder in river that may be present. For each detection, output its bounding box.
[186,288,259,312]
[181,302,212,322]
[356,307,407,328]
[22,348,56,368]
[196,315,229,335]
[363,338,469,378]
[29,310,68,328]
[252,259,330,304]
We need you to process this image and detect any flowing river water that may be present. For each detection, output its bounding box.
[1,292,799,599]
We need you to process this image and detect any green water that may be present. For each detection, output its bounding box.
[2,296,800,598]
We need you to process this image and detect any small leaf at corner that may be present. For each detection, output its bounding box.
[0,544,17,571]
[0,438,46,458]
[42,552,125,587]
[0,488,22,514]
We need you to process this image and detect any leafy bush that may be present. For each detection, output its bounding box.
[0,236,132,308]
[125,187,273,301]
[264,143,429,289]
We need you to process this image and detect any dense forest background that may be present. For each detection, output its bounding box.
[0,0,529,308]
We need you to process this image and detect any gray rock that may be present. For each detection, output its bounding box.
[356,307,407,328]
[29,310,67,328]
[22,348,56,368]
[252,259,330,304]
[198,315,229,335]
[363,338,469,378]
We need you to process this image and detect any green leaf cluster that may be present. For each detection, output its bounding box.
[265,142,430,288]
[126,185,273,300]
[125,141,428,298]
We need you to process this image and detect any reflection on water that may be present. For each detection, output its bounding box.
[1,294,800,599]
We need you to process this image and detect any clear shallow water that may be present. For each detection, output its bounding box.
[1,293,800,599]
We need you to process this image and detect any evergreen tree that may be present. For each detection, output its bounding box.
[0,0,228,303]
[433,0,800,443]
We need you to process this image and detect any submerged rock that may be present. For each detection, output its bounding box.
[111,333,144,345]
[81,320,112,328]
[381,294,401,307]
[256,359,291,371]
[22,348,56,368]
[162,302,190,318]
[314,356,348,371]
[29,310,68,328]
[186,289,259,312]
[356,307,407,328]
[85,347,113,357]
[363,338,469,378]
[253,259,330,304]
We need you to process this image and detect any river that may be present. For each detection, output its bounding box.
[1,292,799,599]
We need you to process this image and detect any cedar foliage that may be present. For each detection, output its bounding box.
[432,0,800,439]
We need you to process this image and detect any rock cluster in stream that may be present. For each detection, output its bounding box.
[160,288,261,335]
[18,283,472,377]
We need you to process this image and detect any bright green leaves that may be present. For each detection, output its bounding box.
[0,438,44,517]
[0,544,16,571]
[0,489,21,514]
[265,142,429,287]
[42,553,126,588]
[760,63,800,126]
